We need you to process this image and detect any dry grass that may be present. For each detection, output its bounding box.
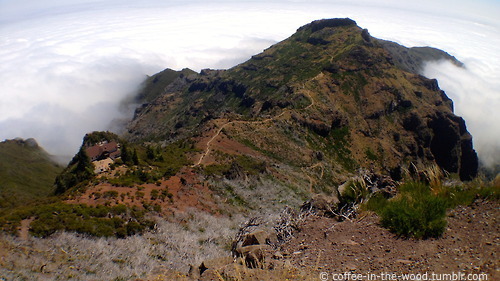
[401,163,446,194]
[0,210,243,281]
[212,175,308,213]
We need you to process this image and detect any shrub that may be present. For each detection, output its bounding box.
[1,202,154,238]
[150,189,159,200]
[103,190,119,199]
[380,192,448,238]
[365,181,451,239]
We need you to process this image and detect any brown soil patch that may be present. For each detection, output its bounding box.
[18,217,34,240]
[280,200,499,280]
[66,167,219,216]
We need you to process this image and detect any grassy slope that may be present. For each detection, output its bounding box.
[0,140,63,209]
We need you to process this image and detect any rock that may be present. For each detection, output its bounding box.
[193,256,234,278]
[24,138,39,148]
[343,239,360,246]
[232,228,274,268]
[241,230,269,246]
[273,251,284,259]
[396,259,413,265]
[236,244,272,268]
[345,262,358,271]
[224,162,245,180]
[299,18,357,33]
[301,193,340,216]
[429,112,478,180]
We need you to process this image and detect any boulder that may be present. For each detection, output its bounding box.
[194,256,234,278]
[235,244,272,268]
[232,229,273,268]
[301,193,340,216]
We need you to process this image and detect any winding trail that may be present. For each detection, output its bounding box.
[301,162,325,193]
[194,86,315,166]
[194,82,326,193]
[194,111,288,166]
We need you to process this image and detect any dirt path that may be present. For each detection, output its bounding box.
[281,200,499,280]
[18,217,34,240]
[301,162,325,193]
[194,87,316,166]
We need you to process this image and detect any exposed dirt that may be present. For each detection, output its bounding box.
[193,88,315,167]
[18,217,34,241]
[280,200,499,280]
[66,167,220,216]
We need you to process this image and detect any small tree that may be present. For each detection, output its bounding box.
[55,147,94,194]
[132,149,139,165]
[121,143,132,165]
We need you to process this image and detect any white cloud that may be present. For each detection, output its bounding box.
[0,0,499,166]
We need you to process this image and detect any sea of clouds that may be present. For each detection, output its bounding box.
[1,0,498,166]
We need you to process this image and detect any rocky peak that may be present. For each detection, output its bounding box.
[2,137,39,148]
[297,18,357,32]
[126,18,478,182]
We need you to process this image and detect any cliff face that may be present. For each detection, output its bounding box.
[126,18,478,182]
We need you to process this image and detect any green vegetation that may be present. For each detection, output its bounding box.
[204,163,231,177]
[136,68,196,103]
[329,127,357,171]
[120,143,139,166]
[109,168,161,187]
[0,202,154,238]
[55,146,94,194]
[141,140,196,176]
[365,147,378,161]
[366,181,499,239]
[110,140,196,186]
[378,182,448,239]
[0,139,63,210]
[82,131,120,146]
[203,155,266,177]
[336,71,368,103]
[339,178,369,207]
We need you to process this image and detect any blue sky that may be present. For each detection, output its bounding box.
[1,0,499,166]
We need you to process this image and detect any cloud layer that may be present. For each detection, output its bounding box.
[1,0,499,166]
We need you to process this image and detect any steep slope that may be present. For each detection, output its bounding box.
[135,68,197,104]
[0,138,63,209]
[126,18,478,187]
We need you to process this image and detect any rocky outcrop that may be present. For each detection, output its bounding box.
[428,112,478,180]
[298,18,357,33]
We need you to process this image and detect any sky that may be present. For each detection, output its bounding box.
[0,0,499,166]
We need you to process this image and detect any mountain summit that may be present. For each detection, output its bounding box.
[127,18,478,184]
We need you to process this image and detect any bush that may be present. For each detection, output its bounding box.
[0,202,154,238]
[380,192,448,238]
[103,190,119,199]
[364,182,451,238]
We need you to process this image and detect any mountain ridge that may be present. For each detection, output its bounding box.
[126,18,477,183]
